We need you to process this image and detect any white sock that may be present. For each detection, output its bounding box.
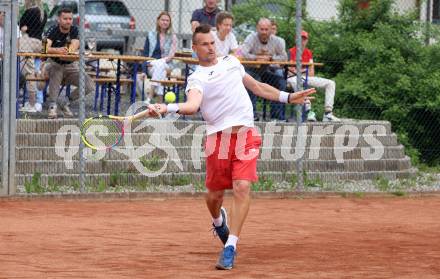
[225,234,238,249]
[213,214,223,227]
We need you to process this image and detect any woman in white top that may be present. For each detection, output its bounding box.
[211,11,238,56]
[139,11,177,102]
[147,24,316,271]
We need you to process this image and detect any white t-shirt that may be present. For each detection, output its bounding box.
[185,55,254,135]
[212,31,238,57]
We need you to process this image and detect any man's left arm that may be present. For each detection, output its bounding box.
[70,39,79,52]
[243,73,315,104]
[69,27,80,52]
[271,38,287,61]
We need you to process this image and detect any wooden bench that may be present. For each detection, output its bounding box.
[23,76,70,104]
[150,79,186,103]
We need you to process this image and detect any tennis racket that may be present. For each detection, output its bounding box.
[80,107,161,151]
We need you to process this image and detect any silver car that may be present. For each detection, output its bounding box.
[47,0,135,53]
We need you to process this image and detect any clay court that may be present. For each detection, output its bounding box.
[1,195,439,278]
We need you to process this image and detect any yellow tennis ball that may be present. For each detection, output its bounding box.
[164,91,176,103]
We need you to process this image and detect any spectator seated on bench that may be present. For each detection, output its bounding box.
[138,11,177,103]
[287,31,340,122]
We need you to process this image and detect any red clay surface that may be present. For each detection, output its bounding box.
[1,196,439,279]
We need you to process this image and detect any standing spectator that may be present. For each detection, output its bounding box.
[45,7,95,119]
[212,11,238,56]
[140,11,177,102]
[241,18,287,120]
[18,0,47,113]
[191,0,221,32]
[287,31,340,122]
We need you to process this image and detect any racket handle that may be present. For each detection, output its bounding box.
[130,109,149,121]
[131,107,161,121]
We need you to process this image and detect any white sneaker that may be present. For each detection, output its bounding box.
[34,103,42,112]
[322,112,341,122]
[306,111,317,122]
[48,104,57,119]
[20,102,38,113]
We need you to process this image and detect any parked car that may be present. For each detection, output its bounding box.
[46,0,135,53]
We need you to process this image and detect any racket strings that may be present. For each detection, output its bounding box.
[81,118,123,149]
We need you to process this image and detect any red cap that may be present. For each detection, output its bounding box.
[301,30,309,39]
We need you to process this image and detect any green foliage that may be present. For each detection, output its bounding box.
[289,173,298,189]
[233,0,440,165]
[108,172,131,188]
[252,174,275,191]
[96,179,107,192]
[303,171,323,188]
[24,172,44,193]
[170,175,191,186]
[232,0,302,47]
[391,190,406,197]
[193,180,205,192]
[140,155,162,172]
[374,175,390,191]
[46,177,60,192]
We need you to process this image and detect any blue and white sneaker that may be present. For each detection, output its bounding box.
[212,207,229,245]
[215,245,236,270]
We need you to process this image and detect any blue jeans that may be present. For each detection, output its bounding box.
[246,66,286,120]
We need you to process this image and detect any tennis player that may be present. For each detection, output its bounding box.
[147,24,315,270]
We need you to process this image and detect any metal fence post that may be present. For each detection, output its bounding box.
[295,0,304,191]
[0,0,17,196]
[78,0,86,192]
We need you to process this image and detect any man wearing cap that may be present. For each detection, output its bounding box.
[288,30,340,122]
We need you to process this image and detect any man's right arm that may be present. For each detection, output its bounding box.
[240,34,256,60]
[147,89,202,116]
[46,27,68,55]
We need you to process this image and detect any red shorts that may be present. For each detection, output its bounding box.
[205,127,262,191]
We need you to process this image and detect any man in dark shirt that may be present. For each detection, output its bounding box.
[45,7,94,119]
[191,0,221,32]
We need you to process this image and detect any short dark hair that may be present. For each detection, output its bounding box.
[215,12,234,29]
[192,24,212,44]
[58,7,72,17]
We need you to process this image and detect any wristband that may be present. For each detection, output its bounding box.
[166,103,179,113]
[279,91,290,103]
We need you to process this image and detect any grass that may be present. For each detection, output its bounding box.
[391,190,406,197]
[252,174,274,191]
[140,155,162,172]
[170,174,191,186]
[303,171,323,188]
[193,180,205,192]
[374,175,391,191]
[24,172,44,193]
[46,177,60,192]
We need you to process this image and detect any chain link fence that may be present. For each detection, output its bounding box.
[301,0,440,166]
[2,0,439,195]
